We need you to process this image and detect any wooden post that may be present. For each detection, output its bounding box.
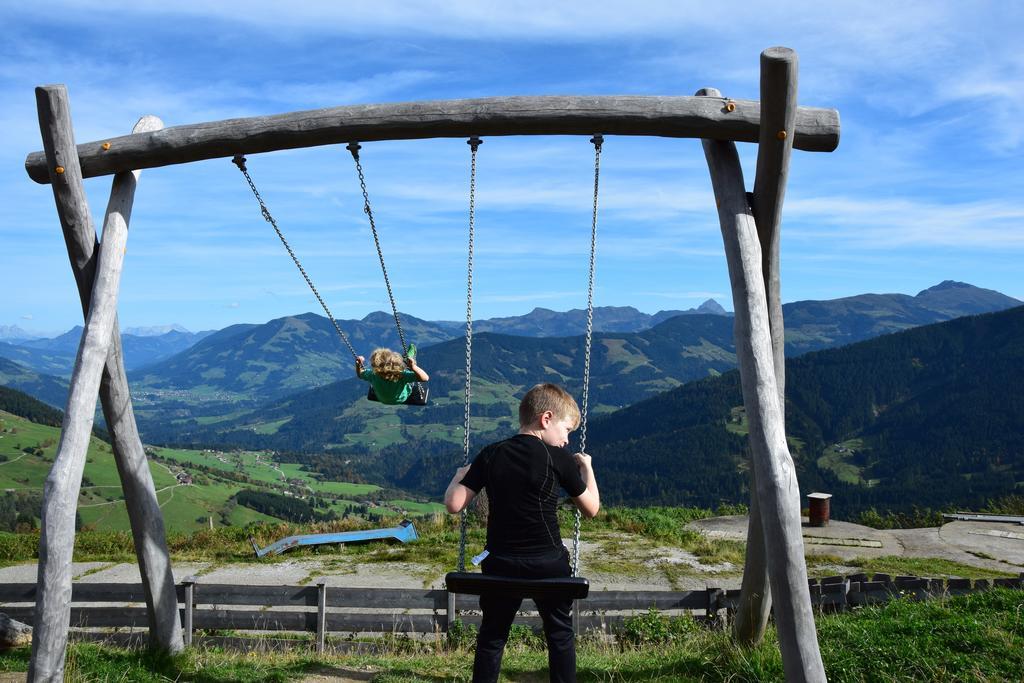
[182,578,195,647]
[28,110,141,681]
[734,46,800,646]
[24,95,841,184]
[31,85,183,660]
[698,88,826,682]
[446,591,455,632]
[706,588,724,621]
[316,581,327,654]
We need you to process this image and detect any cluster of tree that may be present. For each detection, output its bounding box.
[0,490,42,532]
[0,385,63,427]
[234,489,338,523]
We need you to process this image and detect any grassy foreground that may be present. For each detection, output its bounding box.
[1,589,1021,682]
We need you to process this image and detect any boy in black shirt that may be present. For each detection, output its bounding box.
[444,383,600,683]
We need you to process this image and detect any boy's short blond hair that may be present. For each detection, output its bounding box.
[370,348,405,382]
[518,383,581,429]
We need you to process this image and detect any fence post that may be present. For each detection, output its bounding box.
[706,587,724,621]
[182,576,195,647]
[316,581,327,654]
[446,591,455,632]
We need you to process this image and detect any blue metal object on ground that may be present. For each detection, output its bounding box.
[249,519,419,558]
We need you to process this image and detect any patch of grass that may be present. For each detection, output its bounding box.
[816,438,868,485]
[846,555,1016,580]
[12,588,1021,682]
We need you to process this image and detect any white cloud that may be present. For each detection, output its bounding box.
[786,196,1024,249]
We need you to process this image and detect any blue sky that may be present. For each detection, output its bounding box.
[3,1,1022,335]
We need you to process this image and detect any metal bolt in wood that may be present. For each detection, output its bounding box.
[725,101,736,112]
[102,142,111,150]
[55,166,65,174]
[776,130,787,140]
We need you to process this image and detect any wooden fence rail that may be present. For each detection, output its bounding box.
[2,573,1021,652]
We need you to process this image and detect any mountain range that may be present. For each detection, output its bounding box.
[0,282,1018,434]
[0,327,215,376]
[2,284,1022,517]
[358,304,1024,516]
[587,303,1024,514]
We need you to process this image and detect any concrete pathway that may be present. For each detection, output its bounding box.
[687,515,1024,572]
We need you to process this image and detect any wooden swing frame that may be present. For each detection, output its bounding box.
[25,47,837,682]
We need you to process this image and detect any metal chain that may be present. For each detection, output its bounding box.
[346,142,409,356]
[232,155,359,362]
[572,134,603,576]
[457,136,482,573]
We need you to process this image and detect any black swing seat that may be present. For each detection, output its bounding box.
[445,571,589,600]
[366,382,429,406]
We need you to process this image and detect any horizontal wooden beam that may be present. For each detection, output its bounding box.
[25,94,840,184]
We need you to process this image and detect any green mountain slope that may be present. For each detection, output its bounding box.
[587,304,1024,513]
[0,357,69,409]
[781,280,1021,355]
[139,313,739,449]
[127,281,1016,419]
[0,400,438,533]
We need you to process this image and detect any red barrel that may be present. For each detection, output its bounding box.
[807,492,832,527]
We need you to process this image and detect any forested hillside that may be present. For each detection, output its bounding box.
[338,305,1024,516]
[588,305,1024,514]
[0,385,63,427]
[0,357,68,409]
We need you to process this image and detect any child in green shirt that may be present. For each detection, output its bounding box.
[355,346,429,405]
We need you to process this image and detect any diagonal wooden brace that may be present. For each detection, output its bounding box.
[734,46,801,646]
[699,100,826,681]
[28,86,182,683]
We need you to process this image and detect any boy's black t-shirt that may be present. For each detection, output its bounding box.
[460,433,587,555]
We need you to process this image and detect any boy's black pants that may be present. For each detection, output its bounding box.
[472,547,576,683]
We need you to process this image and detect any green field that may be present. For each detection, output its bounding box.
[817,438,872,485]
[1,410,441,533]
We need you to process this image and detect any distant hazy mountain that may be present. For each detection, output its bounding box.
[129,311,459,405]
[468,300,730,336]
[0,338,75,377]
[123,323,195,337]
[5,282,1020,420]
[0,357,69,409]
[137,313,739,448]
[781,281,1021,355]
[125,281,1021,413]
[0,326,217,376]
[0,325,44,343]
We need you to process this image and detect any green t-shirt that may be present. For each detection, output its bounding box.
[359,369,419,404]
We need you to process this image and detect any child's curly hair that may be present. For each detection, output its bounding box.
[370,348,406,382]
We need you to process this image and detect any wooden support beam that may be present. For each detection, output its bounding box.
[734,46,800,646]
[25,94,841,184]
[752,46,797,410]
[32,85,183,661]
[699,89,825,682]
[28,87,181,682]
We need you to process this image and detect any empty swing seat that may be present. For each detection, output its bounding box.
[445,571,590,600]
